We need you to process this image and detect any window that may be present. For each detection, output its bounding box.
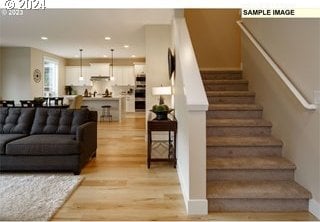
[43,58,58,97]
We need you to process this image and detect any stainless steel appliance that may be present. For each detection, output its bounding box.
[135,75,146,111]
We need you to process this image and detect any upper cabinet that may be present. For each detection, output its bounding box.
[111,66,135,86]
[90,63,110,76]
[65,66,92,86]
[134,63,145,75]
[65,63,135,86]
[65,63,109,86]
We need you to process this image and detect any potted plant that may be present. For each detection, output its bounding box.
[33,97,45,107]
[151,104,173,120]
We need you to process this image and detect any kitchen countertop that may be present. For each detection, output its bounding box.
[82,96,123,101]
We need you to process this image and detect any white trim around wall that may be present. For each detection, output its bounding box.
[177,161,208,215]
[177,161,188,210]
[309,199,320,219]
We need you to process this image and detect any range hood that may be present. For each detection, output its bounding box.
[90,76,110,81]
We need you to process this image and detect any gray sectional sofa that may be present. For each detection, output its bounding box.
[0,107,97,174]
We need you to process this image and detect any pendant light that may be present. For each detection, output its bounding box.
[110,48,115,81]
[79,49,84,81]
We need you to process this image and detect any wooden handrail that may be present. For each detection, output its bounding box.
[237,20,317,110]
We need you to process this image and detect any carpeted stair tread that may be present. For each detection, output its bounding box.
[207,157,296,170]
[206,91,255,97]
[201,71,242,80]
[203,79,248,85]
[207,180,312,199]
[207,136,283,147]
[200,70,242,74]
[207,119,272,127]
[209,104,263,111]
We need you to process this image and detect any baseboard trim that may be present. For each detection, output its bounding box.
[176,160,188,210]
[176,161,208,215]
[187,198,208,215]
[309,198,320,219]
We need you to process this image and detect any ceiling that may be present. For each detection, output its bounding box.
[0,9,174,58]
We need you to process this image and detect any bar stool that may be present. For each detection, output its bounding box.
[100,105,112,122]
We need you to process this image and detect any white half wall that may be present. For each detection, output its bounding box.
[173,14,208,215]
[242,19,320,215]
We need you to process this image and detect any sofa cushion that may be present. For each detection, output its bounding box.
[31,108,89,135]
[0,108,9,133]
[0,134,27,154]
[5,135,80,155]
[1,108,35,134]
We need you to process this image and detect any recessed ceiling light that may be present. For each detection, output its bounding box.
[104,36,111,40]
[41,36,48,40]
[103,55,107,57]
[131,55,136,58]
[123,45,129,48]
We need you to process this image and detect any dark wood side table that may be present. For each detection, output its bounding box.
[147,115,177,168]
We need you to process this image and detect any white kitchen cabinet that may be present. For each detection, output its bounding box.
[111,66,135,86]
[83,67,93,86]
[134,63,145,75]
[65,66,92,86]
[90,63,109,76]
[125,94,135,112]
[122,66,135,86]
[65,66,80,86]
[112,66,123,86]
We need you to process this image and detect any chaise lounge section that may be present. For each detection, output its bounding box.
[0,107,97,175]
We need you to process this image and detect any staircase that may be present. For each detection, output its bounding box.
[202,70,312,212]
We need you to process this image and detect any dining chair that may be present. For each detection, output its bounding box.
[68,95,83,109]
[56,97,64,105]
[20,100,34,107]
[0,100,15,107]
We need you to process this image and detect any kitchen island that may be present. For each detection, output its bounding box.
[67,96,126,122]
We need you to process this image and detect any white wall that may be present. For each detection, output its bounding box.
[0,47,66,102]
[173,14,208,215]
[30,48,66,97]
[145,25,172,113]
[0,47,2,99]
[242,18,320,218]
[1,47,32,101]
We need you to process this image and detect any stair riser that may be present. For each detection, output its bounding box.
[208,96,255,104]
[204,83,248,91]
[207,110,263,119]
[207,169,294,181]
[207,126,271,137]
[208,198,309,212]
[207,146,282,157]
[201,73,242,80]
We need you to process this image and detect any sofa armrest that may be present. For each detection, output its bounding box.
[76,121,97,153]
[76,122,96,140]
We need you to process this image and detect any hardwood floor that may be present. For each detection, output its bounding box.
[52,113,318,221]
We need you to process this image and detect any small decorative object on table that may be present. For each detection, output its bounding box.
[33,97,45,107]
[151,104,174,120]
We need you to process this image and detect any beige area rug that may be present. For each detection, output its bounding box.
[0,174,83,221]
